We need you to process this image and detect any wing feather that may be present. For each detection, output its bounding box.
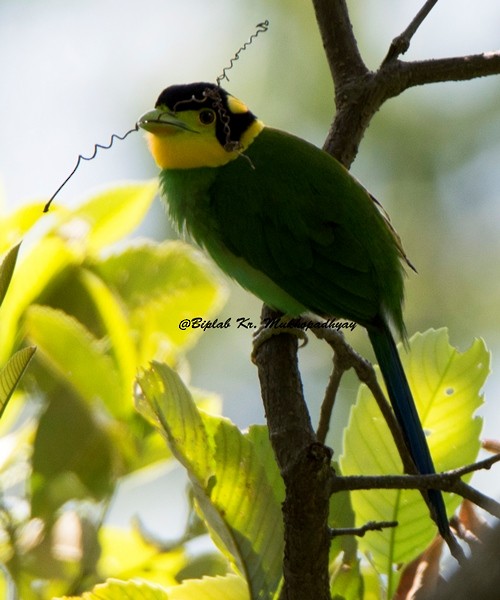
[205,128,406,329]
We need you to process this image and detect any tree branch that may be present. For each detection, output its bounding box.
[255,2,500,596]
[382,0,440,64]
[312,326,416,475]
[331,454,500,520]
[330,520,398,538]
[311,0,367,84]
[253,306,333,600]
[394,51,500,90]
[316,346,348,444]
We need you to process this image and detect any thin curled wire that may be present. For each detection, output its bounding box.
[216,20,270,85]
[43,124,139,212]
[44,21,268,212]
[172,20,270,151]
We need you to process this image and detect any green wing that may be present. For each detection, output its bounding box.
[205,128,406,331]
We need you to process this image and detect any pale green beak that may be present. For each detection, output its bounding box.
[137,108,198,134]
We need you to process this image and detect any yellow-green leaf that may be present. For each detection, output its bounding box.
[98,526,185,587]
[55,577,169,599]
[0,346,36,419]
[136,364,284,600]
[0,202,45,253]
[137,363,214,484]
[0,242,21,306]
[340,328,488,591]
[79,268,137,399]
[56,181,157,253]
[0,236,78,362]
[25,306,125,415]
[93,241,227,357]
[55,574,249,600]
[168,574,249,600]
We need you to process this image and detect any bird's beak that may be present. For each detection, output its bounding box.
[137,108,197,135]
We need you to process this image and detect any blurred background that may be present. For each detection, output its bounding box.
[1,0,499,537]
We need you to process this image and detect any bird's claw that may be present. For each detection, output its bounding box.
[251,321,308,364]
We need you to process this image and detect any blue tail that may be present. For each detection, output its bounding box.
[368,323,450,538]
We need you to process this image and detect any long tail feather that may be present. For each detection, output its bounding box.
[368,323,450,538]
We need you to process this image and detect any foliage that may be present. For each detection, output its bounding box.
[341,329,488,597]
[0,184,228,598]
[0,184,492,600]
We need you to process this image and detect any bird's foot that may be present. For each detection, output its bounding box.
[251,317,308,364]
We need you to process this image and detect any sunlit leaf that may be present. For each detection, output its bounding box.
[136,363,284,600]
[98,526,185,587]
[55,577,170,599]
[167,574,249,600]
[340,328,488,593]
[78,268,137,400]
[0,346,36,419]
[137,364,214,484]
[93,241,227,357]
[329,461,357,564]
[0,567,7,600]
[360,563,383,600]
[25,305,125,415]
[0,237,78,363]
[0,242,21,306]
[0,203,45,253]
[56,574,249,600]
[197,414,283,599]
[57,181,157,252]
[329,555,363,600]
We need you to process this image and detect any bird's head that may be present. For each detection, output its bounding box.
[138,82,263,169]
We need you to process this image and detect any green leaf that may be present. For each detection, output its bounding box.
[55,577,170,599]
[98,526,186,587]
[167,574,249,600]
[136,363,284,600]
[0,242,21,306]
[78,268,138,398]
[329,462,357,564]
[137,363,214,483]
[0,346,36,419]
[0,237,79,363]
[197,415,284,599]
[55,575,249,600]
[25,306,126,416]
[55,181,157,253]
[32,384,116,516]
[330,555,364,600]
[340,328,488,592]
[93,241,227,357]
[0,202,45,253]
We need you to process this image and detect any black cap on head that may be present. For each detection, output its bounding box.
[155,82,256,149]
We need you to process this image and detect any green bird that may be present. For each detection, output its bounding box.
[138,82,449,538]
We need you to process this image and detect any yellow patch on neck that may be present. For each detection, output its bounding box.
[146,118,264,170]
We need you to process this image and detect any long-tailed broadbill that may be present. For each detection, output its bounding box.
[138,82,449,538]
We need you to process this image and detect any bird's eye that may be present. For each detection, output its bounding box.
[199,109,215,125]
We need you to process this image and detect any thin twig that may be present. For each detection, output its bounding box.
[331,460,500,521]
[450,481,500,519]
[311,326,416,475]
[382,0,441,64]
[444,453,500,479]
[330,520,398,538]
[394,51,500,89]
[316,352,347,444]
